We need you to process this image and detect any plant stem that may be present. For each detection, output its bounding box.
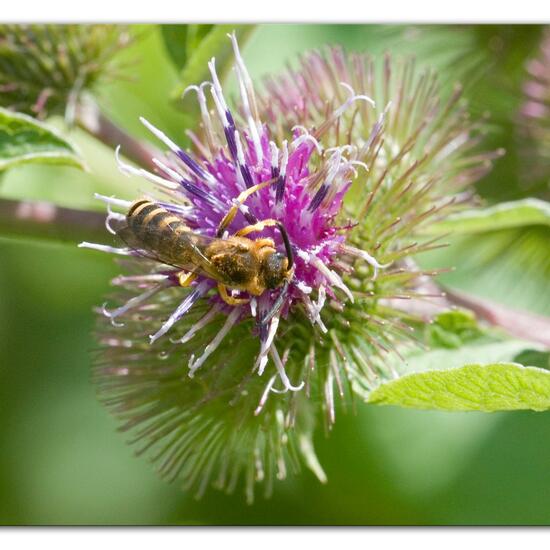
[3,200,548,350]
[75,98,160,172]
[0,198,107,245]
[445,287,550,347]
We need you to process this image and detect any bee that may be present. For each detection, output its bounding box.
[116,179,294,324]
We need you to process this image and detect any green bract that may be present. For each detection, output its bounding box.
[0,24,130,119]
[90,45,510,501]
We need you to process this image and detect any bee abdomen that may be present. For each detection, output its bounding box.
[127,199,186,248]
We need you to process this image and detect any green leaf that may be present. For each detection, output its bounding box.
[160,24,214,70]
[0,108,84,172]
[353,307,550,413]
[418,225,550,316]
[353,307,544,411]
[160,24,189,69]
[368,362,550,412]
[424,309,484,349]
[422,199,550,235]
[170,25,256,110]
[393,335,536,378]
[513,349,550,371]
[390,309,535,377]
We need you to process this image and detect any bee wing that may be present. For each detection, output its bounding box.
[114,218,219,278]
[114,222,182,269]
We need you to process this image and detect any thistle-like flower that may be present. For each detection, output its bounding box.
[83,36,498,501]
[261,46,501,202]
[518,28,550,196]
[0,24,130,119]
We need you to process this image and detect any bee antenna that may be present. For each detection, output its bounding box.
[275,221,294,270]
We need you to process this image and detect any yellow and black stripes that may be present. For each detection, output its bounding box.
[127,199,188,251]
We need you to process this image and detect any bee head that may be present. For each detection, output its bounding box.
[260,251,292,290]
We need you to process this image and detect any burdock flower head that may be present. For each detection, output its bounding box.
[0,24,130,119]
[83,35,497,501]
[518,28,550,196]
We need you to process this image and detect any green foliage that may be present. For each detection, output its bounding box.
[514,349,550,370]
[0,24,131,119]
[399,337,538,376]
[167,25,256,110]
[459,26,545,201]
[419,225,550,317]
[423,198,550,235]
[160,25,214,69]
[425,310,484,349]
[351,305,549,412]
[94,286,322,503]
[1,23,550,520]
[0,107,84,171]
[354,306,543,410]
[368,362,550,411]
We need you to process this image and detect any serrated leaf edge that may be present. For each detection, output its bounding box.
[366,361,550,412]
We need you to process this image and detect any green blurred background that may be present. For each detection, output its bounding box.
[1,24,549,525]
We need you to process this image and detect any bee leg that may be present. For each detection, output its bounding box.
[237,220,295,271]
[216,178,276,237]
[251,238,275,248]
[218,283,249,306]
[234,219,279,238]
[178,271,198,287]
